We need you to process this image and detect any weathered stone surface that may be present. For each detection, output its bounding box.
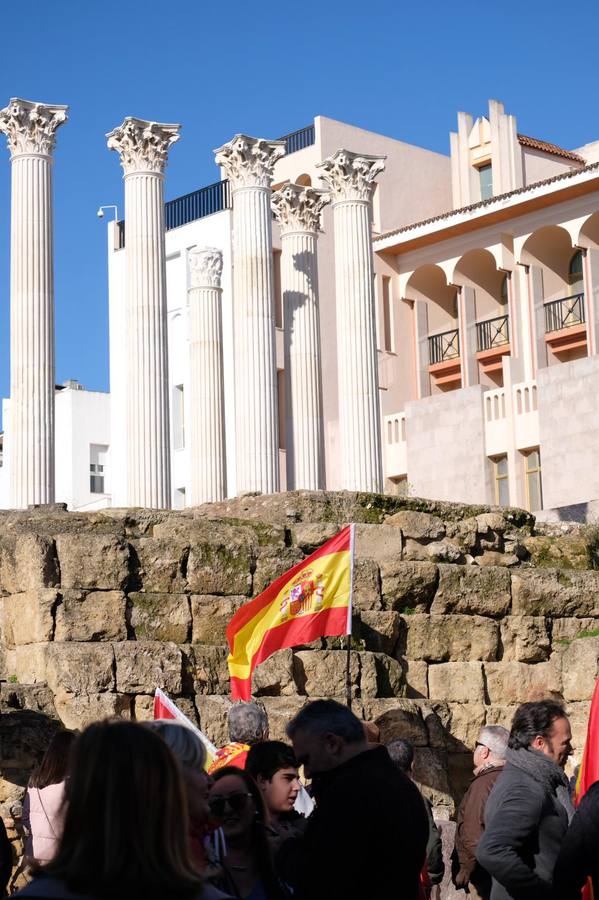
[354,524,403,563]
[512,570,599,617]
[365,653,403,698]
[566,700,594,759]
[290,522,337,553]
[362,698,432,746]
[253,649,295,696]
[195,694,233,747]
[260,696,308,741]
[380,561,438,612]
[53,691,131,729]
[6,643,50,684]
[476,513,509,534]
[187,645,230,695]
[0,534,59,594]
[560,637,599,701]
[55,534,130,590]
[432,566,511,617]
[551,617,599,645]
[55,591,127,641]
[0,683,57,719]
[385,510,446,541]
[128,592,190,643]
[484,661,562,704]
[428,662,485,703]
[1,590,57,646]
[252,547,304,596]
[46,642,115,694]
[485,705,518,731]
[113,641,182,694]
[130,537,189,592]
[413,747,453,812]
[523,533,590,570]
[500,616,550,662]
[399,614,499,662]
[476,551,519,568]
[294,650,359,697]
[400,659,428,699]
[357,610,401,654]
[431,701,486,753]
[425,541,465,564]
[352,558,382,611]
[185,524,255,596]
[190,595,245,644]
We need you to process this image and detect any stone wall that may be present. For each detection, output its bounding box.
[1,491,599,836]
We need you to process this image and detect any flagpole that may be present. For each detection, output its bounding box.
[346,523,356,710]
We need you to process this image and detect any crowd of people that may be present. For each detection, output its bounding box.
[0,697,598,899]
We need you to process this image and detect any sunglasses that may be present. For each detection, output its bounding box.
[208,791,253,818]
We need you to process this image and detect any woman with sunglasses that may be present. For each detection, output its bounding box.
[208,767,290,900]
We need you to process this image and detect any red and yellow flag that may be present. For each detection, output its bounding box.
[574,677,599,900]
[227,524,355,700]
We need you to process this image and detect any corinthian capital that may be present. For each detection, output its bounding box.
[106,117,181,175]
[214,134,285,189]
[317,149,386,203]
[272,183,330,235]
[189,247,223,289]
[0,98,68,158]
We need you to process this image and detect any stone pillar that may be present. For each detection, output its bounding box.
[188,247,226,504]
[107,117,180,508]
[317,149,386,493]
[214,135,285,495]
[271,183,329,490]
[459,285,478,387]
[0,98,68,508]
[529,264,547,373]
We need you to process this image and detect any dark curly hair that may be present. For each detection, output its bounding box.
[508,700,567,750]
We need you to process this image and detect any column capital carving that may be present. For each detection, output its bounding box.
[0,98,68,158]
[271,183,330,235]
[214,134,285,189]
[189,247,223,289]
[317,149,386,202]
[106,117,181,175]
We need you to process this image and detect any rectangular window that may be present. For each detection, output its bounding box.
[172,384,185,450]
[524,448,543,511]
[382,275,394,352]
[492,455,509,506]
[90,444,108,494]
[478,163,493,201]
[273,250,283,329]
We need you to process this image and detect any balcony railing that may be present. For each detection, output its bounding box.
[476,314,510,352]
[428,328,460,365]
[278,124,315,155]
[544,293,585,333]
[165,179,231,230]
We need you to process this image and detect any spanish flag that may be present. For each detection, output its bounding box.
[227,524,355,701]
[574,677,599,900]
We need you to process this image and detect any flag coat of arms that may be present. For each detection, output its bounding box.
[227,524,355,700]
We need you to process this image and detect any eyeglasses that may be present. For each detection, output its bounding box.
[474,742,487,750]
[208,791,253,818]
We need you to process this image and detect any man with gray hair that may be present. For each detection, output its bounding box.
[453,725,509,899]
[208,701,269,773]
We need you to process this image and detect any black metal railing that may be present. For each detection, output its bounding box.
[165,179,231,231]
[544,293,585,333]
[278,124,315,155]
[476,314,510,352]
[116,219,125,250]
[428,328,460,364]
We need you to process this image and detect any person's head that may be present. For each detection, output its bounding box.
[29,730,77,789]
[286,699,367,779]
[509,700,572,768]
[228,702,269,745]
[473,725,509,774]
[246,740,301,817]
[42,720,202,899]
[386,739,414,776]
[147,720,210,823]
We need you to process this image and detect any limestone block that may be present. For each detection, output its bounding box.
[294,650,359,697]
[53,691,132,730]
[56,534,130,590]
[566,700,593,761]
[385,510,445,541]
[400,659,429,699]
[54,590,127,641]
[430,701,486,752]
[11,643,51,683]
[259,696,309,741]
[354,523,403,563]
[290,522,338,553]
[190,594,246,644]
[431,566,511,617]
[484,661,562,704]
[252,547,304,596]
[367,653,403,698]
[1,590,57,646]
[512,570,599,617]
[187,644,230,695]
[551,617,598,645]
[475,551,519,568]
[402,540,430,561]
[414,747,453,812]
[113,641,182,694]
[400,614,499,663]
[128,592,190,643]
[523,534,590,570]
[0,683,57,719]
[195,694,234,747]
[476,512,509,534]
[253,649,296,696]
[357,609,401,654]
[185,525,255,596]
[425,542,465,564]
[133,693,200,727]
[0,534,59,594]
[352,558,382,611]
[361,698,431,746]
[380,561,438,612]
[561,637,599,701]
[500,616,550,662]
[46,642,115,694]
[485,705,519,731]
[447,519,478,554]
[428,662,485,703]
[130,537,189,592]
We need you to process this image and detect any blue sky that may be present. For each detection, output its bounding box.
[0,0,598,407]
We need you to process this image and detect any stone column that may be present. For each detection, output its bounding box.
[107,117,180,508]
[0,98,68,508]
[317,149,386,493]
[272,184,329,490]
[188,247,226,504]
[214,135,285,495]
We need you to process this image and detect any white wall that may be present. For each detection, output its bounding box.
[55,388,111,510]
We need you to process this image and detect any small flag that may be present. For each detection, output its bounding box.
[153,687,217,769]
[227,524,355,701]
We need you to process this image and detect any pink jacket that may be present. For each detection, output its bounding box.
[22,782,66,864]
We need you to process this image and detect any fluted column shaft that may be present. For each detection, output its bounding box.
[0,98,68,508]
[188,248,226,504]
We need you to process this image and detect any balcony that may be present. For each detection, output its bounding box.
[476,314,511,378]
[165,179,232,230]
[544,293,587,358]
[428,328,461,389]
[279,124,316,155]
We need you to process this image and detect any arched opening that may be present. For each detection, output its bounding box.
[405,265,460,393]
[296,174,312,187]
